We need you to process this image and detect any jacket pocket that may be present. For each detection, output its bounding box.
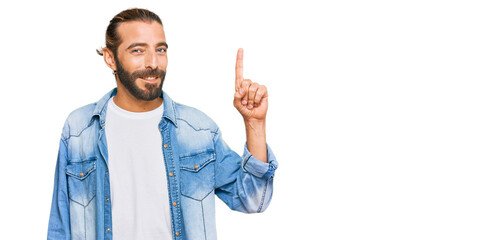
[179,150,215,200]
[66,158,97,206]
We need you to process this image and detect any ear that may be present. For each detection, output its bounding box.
[103,48,117,72]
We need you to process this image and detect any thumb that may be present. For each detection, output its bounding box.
[234,88,245,106]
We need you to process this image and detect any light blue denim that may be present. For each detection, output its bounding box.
[47,88,278,240]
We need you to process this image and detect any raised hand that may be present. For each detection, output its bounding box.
[233,48,268,122]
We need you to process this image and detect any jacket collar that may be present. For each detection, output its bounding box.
[92,88,178,128]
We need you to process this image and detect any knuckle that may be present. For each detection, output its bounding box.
[241,80,251,87]
[249,83,259,91]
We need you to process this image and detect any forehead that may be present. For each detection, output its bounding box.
[116,20,166,46]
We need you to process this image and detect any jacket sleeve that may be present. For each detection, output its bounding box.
[47,137,71,239]
[213,128,278,213]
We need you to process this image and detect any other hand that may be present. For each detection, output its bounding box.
[233,48,268,122]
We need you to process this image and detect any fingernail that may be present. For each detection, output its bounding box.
[242,99,247,105]
[248,104,253,109]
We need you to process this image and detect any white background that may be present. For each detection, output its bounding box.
[1,0,502,239]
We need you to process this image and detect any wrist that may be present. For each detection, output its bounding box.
[244,118,266,126]
[244,119,267,163]
[244,119,266,132]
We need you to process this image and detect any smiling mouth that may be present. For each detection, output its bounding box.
[140,76,159,83]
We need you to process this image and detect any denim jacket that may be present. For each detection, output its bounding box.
[47,89,278,240]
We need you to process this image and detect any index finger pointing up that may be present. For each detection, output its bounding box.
[235,48,243,92]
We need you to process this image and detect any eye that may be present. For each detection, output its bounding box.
[157,48,167,53]
[131,49,143,54]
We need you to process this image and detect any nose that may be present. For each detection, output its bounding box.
[144,49,158,69]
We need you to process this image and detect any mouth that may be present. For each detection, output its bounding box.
[139,76,159,83]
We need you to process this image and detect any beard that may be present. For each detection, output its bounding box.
[115,59,166,101]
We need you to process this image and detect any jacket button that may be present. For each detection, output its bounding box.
[106,198,109,202]
[106,228,110,232]
[79,172,84,177]
[163,144,168,148]
[176,232,180,236]
[173,202,177,206]
[169,172,173,177]
[194,165,198,169]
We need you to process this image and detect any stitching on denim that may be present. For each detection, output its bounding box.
[98,130,107,167]
[158,120,168,132]
[105,171,113,240]
[66,163,96,179]
[179,149,215,158]
[181,190,212,201]
[68,117,97,139]
[241,154,252,173]
[161,131,178,237]
[67,157,97,164]
[84,199,86,240]
[68,191,96,208]
[61,137,69,163]
[257,178,269,213]
[179,157,215,172]
[212,129,219,190]
[212,128,220,143]
[262,163,276,179]
[84,193,96,207]
[69,197,84,207]
[176,118,218,134]
[61,134,69,146]
[165,131,183,238]
[171,100,178,125]
[201,199,207,240]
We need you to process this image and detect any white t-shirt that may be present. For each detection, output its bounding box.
[105,97,173,240]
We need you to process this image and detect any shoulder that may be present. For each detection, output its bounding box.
[173,102,218,132]
[61,103,98,140]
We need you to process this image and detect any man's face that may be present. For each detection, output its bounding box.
[114,21,168,101]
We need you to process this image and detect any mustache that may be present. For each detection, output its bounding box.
[131,68,165,79]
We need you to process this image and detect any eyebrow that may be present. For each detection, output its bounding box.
[126,42,168,50]
[157,42,168,48]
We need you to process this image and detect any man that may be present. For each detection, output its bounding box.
[47,8,277,240]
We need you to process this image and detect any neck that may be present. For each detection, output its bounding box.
[114,85,163,112]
